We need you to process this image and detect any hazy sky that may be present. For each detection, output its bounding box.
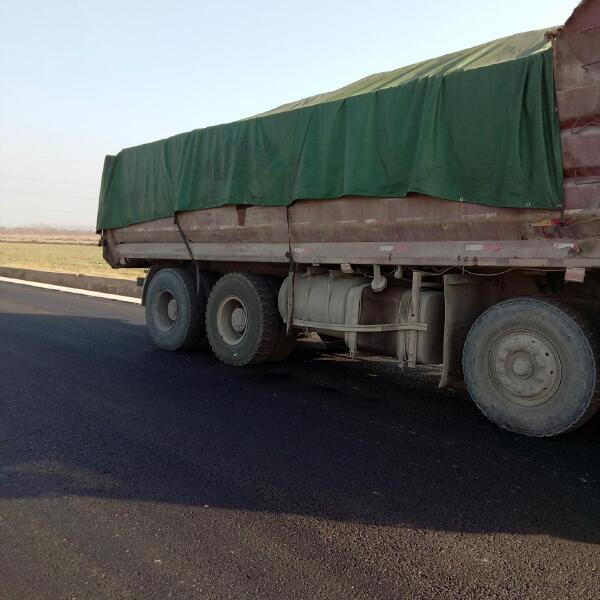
[1,0,575,229]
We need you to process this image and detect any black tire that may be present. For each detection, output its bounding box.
[263,275,297,363]
[195,270,218,350]
[206,273,280,366]
[145,267,207,351]
[463,298,600,437]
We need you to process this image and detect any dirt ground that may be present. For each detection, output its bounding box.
[0,227,99,246]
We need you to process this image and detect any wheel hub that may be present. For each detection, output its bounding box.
[216,295,248,345]
[489,330,561,407]
[154,289,178,332]
[167,298,178,321]
[230,307,247,333]
[512,357,533,378]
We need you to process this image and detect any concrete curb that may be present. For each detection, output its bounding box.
[0,266,142,298]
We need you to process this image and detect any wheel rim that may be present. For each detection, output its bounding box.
[488,329,562,407]
[155,288,178,332]
[216,295,248,346]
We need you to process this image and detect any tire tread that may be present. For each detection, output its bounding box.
[206,273,281,366]
[145,267,205,351]
[463,297,600,437]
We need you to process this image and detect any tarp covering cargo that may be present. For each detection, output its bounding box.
[97,29,563,232]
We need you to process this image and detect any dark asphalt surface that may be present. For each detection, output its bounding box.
[1,280,600,600]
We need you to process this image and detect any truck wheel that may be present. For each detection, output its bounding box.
[263,276,297,363]
[206,273,280,366]
[145,267,207,351]
[463,298,600,437]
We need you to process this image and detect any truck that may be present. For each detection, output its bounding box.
[97,0,600,437]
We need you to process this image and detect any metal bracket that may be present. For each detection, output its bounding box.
[406,271,423,368]
[565,267,586,283]
[292,319,427,334]
[344,284,370,355]
[396,271,424,369]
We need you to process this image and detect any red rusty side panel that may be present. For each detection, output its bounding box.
[554,0,600,210]
[562,128,600,177]
[556,86,600,125]
[288,197,556,244]
[564,178,600,210]
[110,188,600,251]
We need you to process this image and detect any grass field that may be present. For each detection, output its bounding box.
[0,228,98,245]
[0,241,144,280]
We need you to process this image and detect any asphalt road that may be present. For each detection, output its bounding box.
[1,281,600,600]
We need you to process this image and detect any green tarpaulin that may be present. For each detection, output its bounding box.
[97,29,563,232]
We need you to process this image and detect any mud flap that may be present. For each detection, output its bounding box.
[439,274,499,388]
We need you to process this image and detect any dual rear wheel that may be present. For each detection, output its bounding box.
[144,268,295,364]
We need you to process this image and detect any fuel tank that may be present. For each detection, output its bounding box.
[278,272,445,364]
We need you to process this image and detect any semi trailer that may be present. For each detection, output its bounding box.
[98,0,600,437]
